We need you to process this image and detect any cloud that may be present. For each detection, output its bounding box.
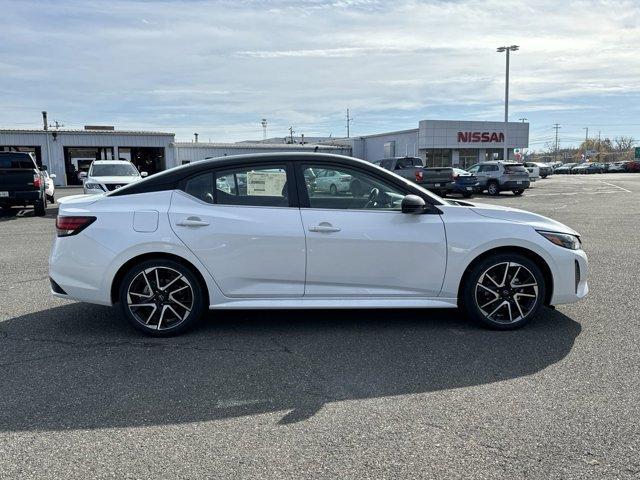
[0,0,639,146]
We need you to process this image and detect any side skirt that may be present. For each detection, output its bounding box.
[210,297,459,310]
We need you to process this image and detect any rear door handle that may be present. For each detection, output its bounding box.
[309,223,341,233]
[176,216,210,227]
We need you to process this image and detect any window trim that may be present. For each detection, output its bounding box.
[178,160,298,208]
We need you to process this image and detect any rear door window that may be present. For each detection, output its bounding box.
[504,164,527,173]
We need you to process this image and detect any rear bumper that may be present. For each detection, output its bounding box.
[0,190,41,205]
[424,181,454,191]
[501,180,530,190]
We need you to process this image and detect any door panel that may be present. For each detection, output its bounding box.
[169,191,306,298]
[300,209,447,297]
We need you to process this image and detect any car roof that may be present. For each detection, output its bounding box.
[92,160,134,165]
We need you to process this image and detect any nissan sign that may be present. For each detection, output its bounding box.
[457,132,505,143]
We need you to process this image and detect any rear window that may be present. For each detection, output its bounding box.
[504,164,527,173]
[0,153,36,169]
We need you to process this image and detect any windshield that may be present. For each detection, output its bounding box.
[90,163,139,177]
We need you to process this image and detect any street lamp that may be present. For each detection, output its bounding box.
[497,45,519,161]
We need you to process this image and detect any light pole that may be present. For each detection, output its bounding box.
[497,45,519,161]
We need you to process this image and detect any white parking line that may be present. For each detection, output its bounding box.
[599,180,632,193]
[525,191,622,197]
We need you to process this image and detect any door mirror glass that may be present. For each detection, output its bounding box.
[401,194,427,214]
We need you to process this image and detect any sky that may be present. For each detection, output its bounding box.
[1,0,639,150]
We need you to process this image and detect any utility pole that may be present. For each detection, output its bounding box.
[584,127,588,141]
[497,45,519,161]
[194,133,198,143]
[553,123,561,162]
[346,108,353,138]
[261,118,267,140]
[289,126,295,144]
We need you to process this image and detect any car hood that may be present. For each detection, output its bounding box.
[466,202,579,235]
[89,176,141,184]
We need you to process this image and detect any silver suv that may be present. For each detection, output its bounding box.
[467,161,530,196]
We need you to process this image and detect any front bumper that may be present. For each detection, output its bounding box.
[550,247,589,305]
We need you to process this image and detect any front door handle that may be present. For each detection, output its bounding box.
[309,222,341,233]
[176,216,210,227]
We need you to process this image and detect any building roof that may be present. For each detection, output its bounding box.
[173,142,347,150]
[0,128,174,136]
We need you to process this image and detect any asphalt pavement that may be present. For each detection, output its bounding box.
[0,174,638,479]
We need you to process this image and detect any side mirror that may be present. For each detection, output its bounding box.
[401,194,428,214]
[50,173,56,179]
[140,171,148,177]
[79,172,87,178]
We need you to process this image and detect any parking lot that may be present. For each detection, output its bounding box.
[1,173,639,479]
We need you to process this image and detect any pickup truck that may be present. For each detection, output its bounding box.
[374,157,454,195]
[0,152,47,215]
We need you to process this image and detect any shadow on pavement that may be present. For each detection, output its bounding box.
[0,303,580,431]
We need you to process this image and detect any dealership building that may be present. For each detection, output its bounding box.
[345,120,530,169]
[0,118,528,185]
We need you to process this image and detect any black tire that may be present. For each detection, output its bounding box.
[118,258,206,336]
[329,184,338,196]
[47,194,55,204]
[487,181,499,196]
[513,189,525,196]
[34,196,46,216]
[462,192,473,198]
[540,174,547,179]
[461,253,546,330]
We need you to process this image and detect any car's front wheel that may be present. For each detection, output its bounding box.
[487,181,499,196]
[461,253,546,330]
[118,259,205,336]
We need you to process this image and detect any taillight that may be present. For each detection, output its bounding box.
[56,216,96,237]
[415,170,424,182]
[33,174,41,189]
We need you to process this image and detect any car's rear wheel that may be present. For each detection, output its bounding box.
[34,196,46,216]
[513,189,525,195]
[329,184,338,195]
[487,181,499,196]
[118,259,205,336]
[461,253,546,330]
[462,192,473,198]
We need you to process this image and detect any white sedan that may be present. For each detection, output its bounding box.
[50,153,588,336]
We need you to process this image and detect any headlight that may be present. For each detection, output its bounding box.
[537,230,581,250]
[84,183,104,191]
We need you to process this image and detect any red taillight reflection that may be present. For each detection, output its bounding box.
[415,170,424,181]
[56,216,96,237]
[33,174,41,189]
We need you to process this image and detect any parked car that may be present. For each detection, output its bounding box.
[607,161,628,173]
[554,163,577,174]
[626,160,640,172]
[313,168,352,195]
[50,152,588,336]
[43,169,56,203]
[571,163,589,174]
[83,160,148,194]
[374,157,454,195]
[584,162,605,174]
[548,161,564,171]
[523,163,540,182]
[466,161,530,196]
[0,152,47,215]
[446,168,479,198]
[525,162,553,178]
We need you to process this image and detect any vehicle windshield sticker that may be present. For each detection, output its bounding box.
[247,170,287,196]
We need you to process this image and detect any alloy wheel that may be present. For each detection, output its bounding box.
[126,266,194,330]
[474,261,539,324]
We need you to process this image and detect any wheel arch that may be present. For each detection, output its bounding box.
[110,252,210,307]
[457,246,554,307]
